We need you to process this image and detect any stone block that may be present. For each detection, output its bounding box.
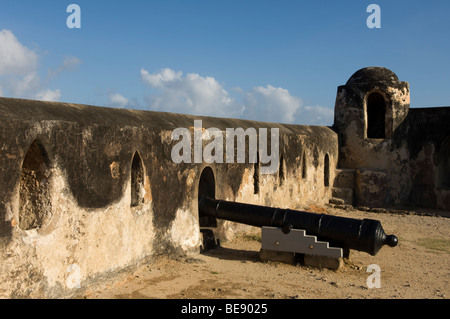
[332,187,354,205]
[259,249,296,265]
[333,169,356,188]
[355,169,387,208]
[303,255,343,270]
[436,188,450,210]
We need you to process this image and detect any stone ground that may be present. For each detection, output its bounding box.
[73,205,449,300]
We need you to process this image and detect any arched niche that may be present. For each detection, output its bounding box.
[197,166,217,227]
[19,140,52,230]
[130,151,145,207]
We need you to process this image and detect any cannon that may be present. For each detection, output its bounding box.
[198,196,398,256]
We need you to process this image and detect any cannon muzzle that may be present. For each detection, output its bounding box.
[199,196,398,256]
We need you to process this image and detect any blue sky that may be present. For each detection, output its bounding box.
[0,0,449,125]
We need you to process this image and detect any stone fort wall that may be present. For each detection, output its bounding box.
[0,66,448,297]
[0,97,337,297]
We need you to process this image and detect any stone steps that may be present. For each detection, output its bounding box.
[330,169,356,205]
[331,187,354,205]
[333,168,356,188]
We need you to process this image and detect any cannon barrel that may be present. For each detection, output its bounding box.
[199,196,398,256]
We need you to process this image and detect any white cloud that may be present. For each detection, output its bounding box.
[36,89,61,102]
[109,93,129,108]
[0,29,38,76]
[0,30,332,126]
[141,68,183,88]
[141,68,244,118]
[140,67,334,126]
[243,85,302,124]
[48,56,81,78]
[297,105,334,126]
[0,29,80,102]
[242,85,334,125]
[7,71,41,97]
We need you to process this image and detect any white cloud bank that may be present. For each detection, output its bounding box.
[243,85,302,124]
[140,68,334,126]
[0,29,80,102]
[108,93,129,108]
[141,68,244,119]
[0,29,332,125]
[36,89,61,102]
[0,29,38,76]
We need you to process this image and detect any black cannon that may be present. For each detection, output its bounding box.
[199,196,398,256]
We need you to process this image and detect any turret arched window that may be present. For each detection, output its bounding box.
[366,92,386,139]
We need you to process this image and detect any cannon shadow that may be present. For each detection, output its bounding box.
[201,246,261,263]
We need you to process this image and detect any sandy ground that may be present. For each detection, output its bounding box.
[74,205,449,300]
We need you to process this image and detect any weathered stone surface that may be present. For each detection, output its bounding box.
[303,255,343,271]
[259,249,296,265]
[345,67,399,86]
[259,250,344,270]
[331,187,354,205]
[334,67,450,209]
[0,96,338,298]
[436,188,450,211]
[333,169,355,189]
[355,169,387,208]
